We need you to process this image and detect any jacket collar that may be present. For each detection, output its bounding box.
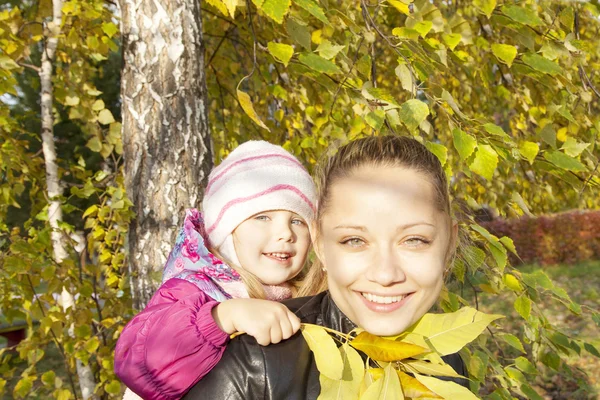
[319,291,357,334]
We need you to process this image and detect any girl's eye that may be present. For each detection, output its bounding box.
[291,218,306,226]
[340,237,365,247]
[254,215,269,221]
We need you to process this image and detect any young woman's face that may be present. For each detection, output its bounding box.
[233,210,311,285]
[317,165,456,336]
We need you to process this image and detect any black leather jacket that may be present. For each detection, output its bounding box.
[184,291,468,400]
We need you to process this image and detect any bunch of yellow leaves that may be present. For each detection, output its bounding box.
[300,307,503,400]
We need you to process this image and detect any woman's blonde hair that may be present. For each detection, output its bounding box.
[298,135,457,297]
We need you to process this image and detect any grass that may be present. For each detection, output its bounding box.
[476,261,600,400]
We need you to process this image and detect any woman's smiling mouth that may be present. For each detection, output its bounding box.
[357,291,414,312]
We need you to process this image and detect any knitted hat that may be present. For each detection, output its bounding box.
[203,141,316,265]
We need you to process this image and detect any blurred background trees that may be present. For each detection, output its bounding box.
[0,0,599,398]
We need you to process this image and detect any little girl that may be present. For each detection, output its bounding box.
[114,141,317,400]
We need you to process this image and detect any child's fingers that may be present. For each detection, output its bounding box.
[278,315,295,341]
[287,311,301,332]
[269,323,284,344]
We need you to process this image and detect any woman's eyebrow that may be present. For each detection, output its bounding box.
[333,225,366,231]
[396,222,436,231]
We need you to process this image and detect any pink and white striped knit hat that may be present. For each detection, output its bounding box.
[202,141,316,265]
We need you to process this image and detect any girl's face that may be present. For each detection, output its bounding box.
[233,210,311,285]
[317,165,456,336]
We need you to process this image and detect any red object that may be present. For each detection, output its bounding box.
[1,328,26,347]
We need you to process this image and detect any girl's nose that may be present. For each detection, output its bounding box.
[276,222,294,242]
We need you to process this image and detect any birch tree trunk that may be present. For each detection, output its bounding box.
[39,0,98,398]
[118,0,213,308]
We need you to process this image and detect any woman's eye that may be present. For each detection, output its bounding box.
[405,237,430,246]
[341,238,365,247]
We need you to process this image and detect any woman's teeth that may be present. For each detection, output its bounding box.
[266,252,291,260]
[361,292,406,304]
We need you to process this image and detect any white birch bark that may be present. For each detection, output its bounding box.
[118,0,213,308]
[39,0,97,398]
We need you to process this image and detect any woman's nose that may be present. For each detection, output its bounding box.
[365,249,406,286]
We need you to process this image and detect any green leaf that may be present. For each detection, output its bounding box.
[365,110,385,131]
[404,307,503,356]
[392,27,421,40]
[267,42,294,66]
[316,40,345,60]
[65,95,80,106]
[237,89,270,131]
[503,273,522,291]
[398,99,429,132]
[452,129,477,160]
[541,351,560,370]
[97,109,115,125]
[105,380,122,395]
[543,150,586,172]
[474,0,496,18]
[515,356,537,374]
[584,342,600,358]
[55,389,72,400]
[86,137,102,153]
[469,144,498,180]
[482,123,508,138]
[388,0,410,15]
[519,141,539,164]
[502,5,544,27]
[441,90,466,119]
[85,337,100,353]
[356,54,372,79]
[300,136,315,148]
[395,63,413,93]
[499,333,525,353]
[522,54,562,76]
[425,142,448,166]
[298,53,341,74]
[286,18,311,50]
[561,137,589,157]
[292,0,329,24]
[500,236,517,255]
[414,374,479,400]
[261,0,291,23]
[41,371,56,387]
[539,124,557,148]
[514,295,531,320]
[13,377,33,398]
[443,33,462,50]
[301,324,344,379]
[520,384,544,400]
[102,22,119,38]
[559,7,574,31]
[414,21,433,38]
[491,44,517,67]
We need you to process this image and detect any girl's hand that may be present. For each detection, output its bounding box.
[212,298,301,346]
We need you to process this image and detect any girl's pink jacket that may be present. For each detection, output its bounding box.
[114,278,229,400]
[114,210,243,399]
